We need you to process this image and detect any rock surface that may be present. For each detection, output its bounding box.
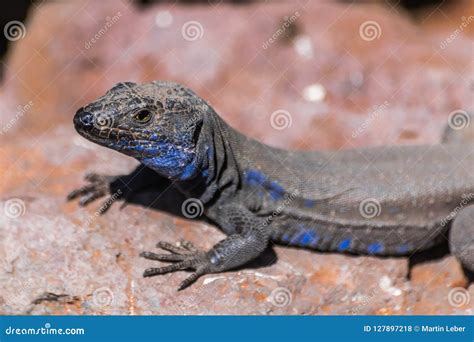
[0,0,472,315]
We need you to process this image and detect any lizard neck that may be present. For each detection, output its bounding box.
[173,110,242,204]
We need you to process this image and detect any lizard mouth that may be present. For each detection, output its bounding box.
[73,108,135,143]
[73,107,157,158]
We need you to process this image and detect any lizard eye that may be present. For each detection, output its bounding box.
[133,109,152,124]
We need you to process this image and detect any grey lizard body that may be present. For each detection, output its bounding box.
[68,81,474,290]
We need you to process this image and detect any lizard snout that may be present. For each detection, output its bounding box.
[74,107,94,129]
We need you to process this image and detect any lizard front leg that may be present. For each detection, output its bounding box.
[140,204,270,290]
[67,164,170,212]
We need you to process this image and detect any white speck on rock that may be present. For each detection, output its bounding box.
[392,288,402,296]
[293,35,314,59]
[302,83,326,103]
[379,275,392,289]
[241,271,282,281]
[279,261,304,275]
[379,275,402,297]
[202,275,226,286]
[351,293,366,302]
[155,11,173,28]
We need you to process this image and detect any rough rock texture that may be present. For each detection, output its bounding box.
[0,1,473,315]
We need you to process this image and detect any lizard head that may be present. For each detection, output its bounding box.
[73,81,210,179]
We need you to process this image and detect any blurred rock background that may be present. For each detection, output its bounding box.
[0,0,472,315]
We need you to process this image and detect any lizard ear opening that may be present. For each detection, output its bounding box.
[192,120,203,144]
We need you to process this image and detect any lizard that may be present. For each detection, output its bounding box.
[68,81,474,290]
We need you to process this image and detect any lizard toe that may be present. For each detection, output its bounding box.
[67,184,98,201]
[178,268,208,290]
[142,258,197,277]
[142,242,210,290]
[155,240,197,255]
[84,173,116,183]
[140,251,187,262]
[178,239,198,253]
[78,190,106,206]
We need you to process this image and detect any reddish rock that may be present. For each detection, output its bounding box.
[410,257,471,314]
[411,256,468,289]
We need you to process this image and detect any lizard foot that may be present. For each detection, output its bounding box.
[140,240,210,290]
[67,173,123,212]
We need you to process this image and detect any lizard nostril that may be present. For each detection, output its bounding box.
[74,107,94,127]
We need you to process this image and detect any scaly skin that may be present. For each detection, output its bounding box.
[69,81,474,290]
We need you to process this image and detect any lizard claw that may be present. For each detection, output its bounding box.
[140,240,210,290]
